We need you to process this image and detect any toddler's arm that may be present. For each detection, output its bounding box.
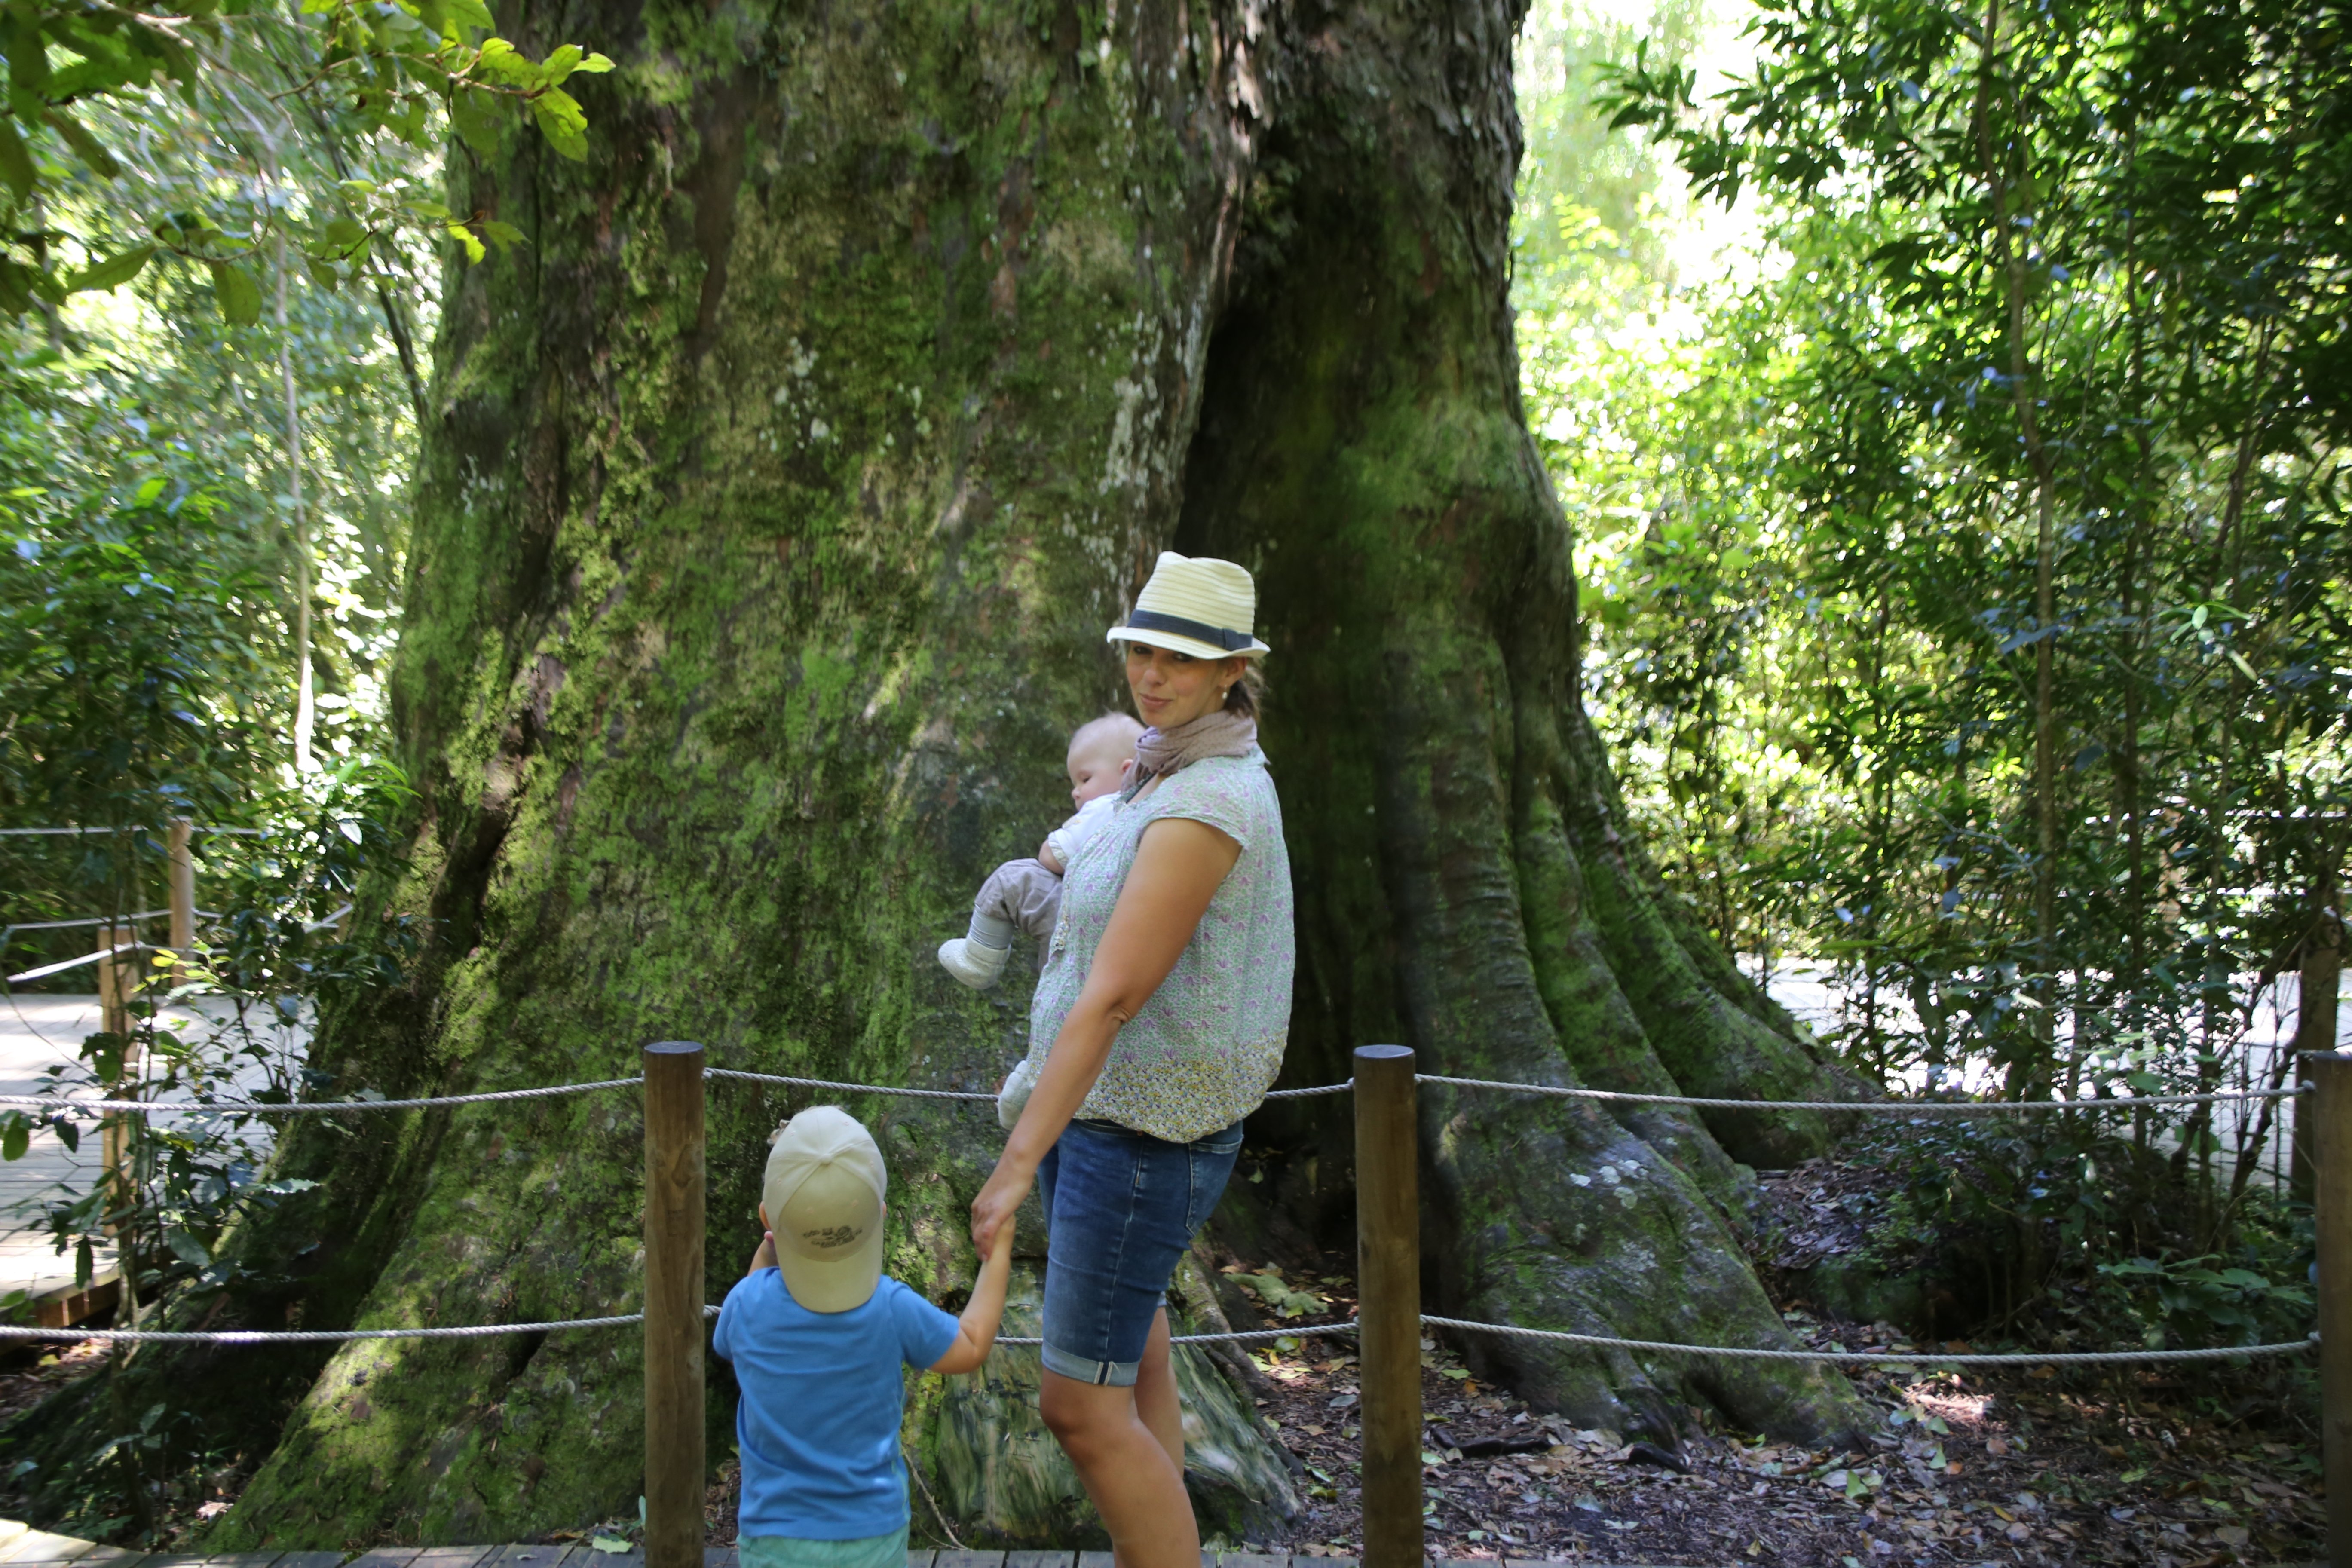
[746,1229,778,1276]
[1037,841,1066,874]
[927,1219,1015,1374]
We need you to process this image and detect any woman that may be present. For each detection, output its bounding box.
[969,551,1293,1568]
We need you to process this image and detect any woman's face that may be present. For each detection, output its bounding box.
[1125,643,1246,730]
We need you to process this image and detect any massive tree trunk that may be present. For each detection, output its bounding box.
[11,0,1872,1547]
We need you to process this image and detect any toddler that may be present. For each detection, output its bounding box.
[936,711,1144,991]
[713,1106,1014,1568]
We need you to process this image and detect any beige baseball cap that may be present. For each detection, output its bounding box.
[763,1106,888,1313]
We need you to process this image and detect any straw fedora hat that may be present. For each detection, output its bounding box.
[1106,551,1271,660]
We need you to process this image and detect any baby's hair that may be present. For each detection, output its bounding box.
[1071,711,1145,752]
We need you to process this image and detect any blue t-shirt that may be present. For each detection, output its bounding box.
[711,1270,961,1540]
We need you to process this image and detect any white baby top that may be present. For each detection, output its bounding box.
[1043,790,1121,870]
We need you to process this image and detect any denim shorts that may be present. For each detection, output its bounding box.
[1036,1116,1244,1387]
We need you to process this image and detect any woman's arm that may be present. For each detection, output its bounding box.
[969,816,1240,1255]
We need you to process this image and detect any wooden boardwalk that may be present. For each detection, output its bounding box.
[0,1526,1678,1568]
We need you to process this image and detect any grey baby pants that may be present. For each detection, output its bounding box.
[973,857,1063,940]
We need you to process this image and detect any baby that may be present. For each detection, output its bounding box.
[936,711,1144,991]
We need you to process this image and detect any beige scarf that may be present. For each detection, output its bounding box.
[1131,708,1257,789]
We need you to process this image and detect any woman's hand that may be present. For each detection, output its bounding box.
[970,1163,1033,1259]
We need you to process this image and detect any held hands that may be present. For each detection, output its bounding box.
[970,1163,1032,1261]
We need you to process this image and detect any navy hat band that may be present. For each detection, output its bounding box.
[1123,609,1254,652]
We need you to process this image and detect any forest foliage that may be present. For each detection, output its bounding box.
[1517,0,2341,1348]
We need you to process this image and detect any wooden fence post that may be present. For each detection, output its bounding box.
[2297,876,2342,1206]
[96,922,138,1231]
[2311,1051,2352,1568]
[644,1041,707,1568]
[1355,1044,1422,1568]
[166,819,196,989]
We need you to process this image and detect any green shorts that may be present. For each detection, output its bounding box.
[738,1524,909,1568]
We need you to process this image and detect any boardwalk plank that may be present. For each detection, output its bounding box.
[477,1547,573,1568]
[341,1550,423,1568]
[1004,1553,1073,1568]
[931,1553,1003,1568]
[1072,1553,1113,1568]
[702,1550,737,1568]
[932,1553,1004,1568]
[0,1531,104,1564]
[408,1549,495,1568]
[905,1553,937,1568]
[271,1553,348,1568]
[1219,1555,1287,1568]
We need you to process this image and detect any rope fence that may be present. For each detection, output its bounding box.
[9,1033,2337,1568]
[5,901,359,984]
[0,1057,2316,1362]
[6,1065,2303,1121]
[1415,1073,2308,1113]
[0,824,268,836]
[0,1303,2312,1367]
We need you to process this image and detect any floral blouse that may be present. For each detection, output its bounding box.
[1023,748,1295,1143]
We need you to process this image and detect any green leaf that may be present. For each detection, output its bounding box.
[479,217,523,253]
[528,85,587,159]
[0,118,32,199]
[472,35,524,80]
[445,221,484,263]
[163,1227,211,1267]
[449,84,502,155]
[445,0,494,28]
[0,1113,26,1163]
[208,260,263,325]
[43,107,119,178]
[575,51,615,73]
[541,43,581,81]
[66,243,153,293]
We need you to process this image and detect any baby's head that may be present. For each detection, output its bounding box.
[763,1106,888,1312]
[1066,712,1144,808]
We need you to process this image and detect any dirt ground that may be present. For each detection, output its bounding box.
[1237,1281,2319,1568]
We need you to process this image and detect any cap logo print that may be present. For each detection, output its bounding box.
[801,1223,863,1250]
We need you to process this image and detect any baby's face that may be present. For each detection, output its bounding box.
[1066,734,1133,808]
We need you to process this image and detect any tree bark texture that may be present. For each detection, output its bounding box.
[11,0,1873,1546]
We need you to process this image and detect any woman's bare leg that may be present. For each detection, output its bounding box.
[1133,1308,1185,1473]
[1041,1360,1198,1568]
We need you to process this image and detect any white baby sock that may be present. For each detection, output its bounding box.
[997,1056,1041,1130]
[937,912,1014,989]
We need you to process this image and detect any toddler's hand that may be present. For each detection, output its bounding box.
[748,1229,778,1275]
[970,1165,1031,1260]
